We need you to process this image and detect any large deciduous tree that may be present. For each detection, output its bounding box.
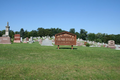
[20,28,24,38]
[75,32,80,39]
[69,28,75,34]
[37,28,45,37]
[87,33,95,41]
[80,29,87,40]
[31,30,38,37]
[24,30,29,38]
[0,31,2,37]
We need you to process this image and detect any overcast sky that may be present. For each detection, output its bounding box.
[0,0,120,34]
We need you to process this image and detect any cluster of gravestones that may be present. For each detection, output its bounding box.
[14,34,34,44]
[0,22,120,50]
[13,33,55,45]
[76,38,120,50]
[76,38,103,47]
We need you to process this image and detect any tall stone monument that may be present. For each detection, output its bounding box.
[2,22,10,37]
[0,22,11,44]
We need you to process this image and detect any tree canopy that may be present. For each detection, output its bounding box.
[0,27,120,44]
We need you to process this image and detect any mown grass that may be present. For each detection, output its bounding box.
[0,42,120,80]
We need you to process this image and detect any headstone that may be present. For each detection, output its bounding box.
[26,37,29,42]
[52,39,55,44]
[23,38,27,43]
[76,42,81,46]
[39,39,42,44]
[41,38,53,46]
[42,36,45,39]
[38,37,40,41]
[0,37,11,44]
[0,22,11,44]
[29,36,34,44]
[51,36,55,39]
[20,37,22,42]
[115,45,120,50]
[14,34,21,43]
[107,40,116,49]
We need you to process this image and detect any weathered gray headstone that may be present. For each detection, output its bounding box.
[21,37,22,42]
[23,38,27,43]
[41,38,53,46]
[115,45,120,50]
[29,36,34,44]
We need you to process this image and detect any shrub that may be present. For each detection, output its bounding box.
[86,43,90,47]
[11,38,14,43]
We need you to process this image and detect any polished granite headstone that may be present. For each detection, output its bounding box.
[14,34,21,43]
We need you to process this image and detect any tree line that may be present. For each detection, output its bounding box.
[0,28,120,44]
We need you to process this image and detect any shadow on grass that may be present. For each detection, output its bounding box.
[56,47,77,50]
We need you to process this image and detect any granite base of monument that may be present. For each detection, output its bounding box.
[107,46,116,49]
[0,37,11,44]
[14,40,21,43]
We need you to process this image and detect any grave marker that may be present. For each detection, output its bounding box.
[0,22,11,44]
[14,34,21,43]
[41,38,53,46]
[107,40,116,49]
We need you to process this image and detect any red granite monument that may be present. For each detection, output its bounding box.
[14,34,21,43]
[55,31,76,49]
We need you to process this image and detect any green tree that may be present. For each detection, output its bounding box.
[103,34,111,43]
[75,32,80,39]
[80,29,87,40]
[55,28,63,34]
[87,33,95,41]
[115,34,120,44]
[1,30,5,35]
[20,28,24,38]
[0,31,2,36]
[24,30,29,38]
[15,31,19,34]
[9,30,14,38]
[37,28,45,37]
[31,30,38,37]
[44,29,52,36]
[69,28,75,34]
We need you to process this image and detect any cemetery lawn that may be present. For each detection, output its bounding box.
[0,42,120,80]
